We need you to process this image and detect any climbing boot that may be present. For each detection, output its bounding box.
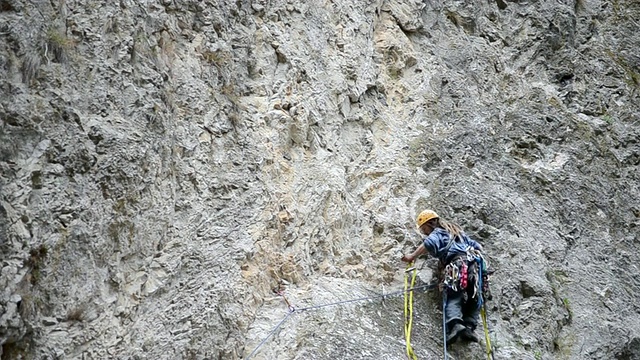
[446,323,466,344]
[461,328,479,343]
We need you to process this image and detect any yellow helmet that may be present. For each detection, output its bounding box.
[416,210,439,228]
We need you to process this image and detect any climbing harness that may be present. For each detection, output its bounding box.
[404,263,418,360]
[443,247,483,296]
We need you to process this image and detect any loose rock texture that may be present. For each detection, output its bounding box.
[0,0,638,359]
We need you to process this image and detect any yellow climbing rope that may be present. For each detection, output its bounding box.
[480,306,494,360]
[404,263,418,360]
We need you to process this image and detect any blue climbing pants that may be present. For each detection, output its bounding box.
[445,289,479,332]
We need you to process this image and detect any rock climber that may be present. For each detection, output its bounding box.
[401,209,484,344]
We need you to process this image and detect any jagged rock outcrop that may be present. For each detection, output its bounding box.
[1,0,638,359]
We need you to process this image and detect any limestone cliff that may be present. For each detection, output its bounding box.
[0,0,638,359]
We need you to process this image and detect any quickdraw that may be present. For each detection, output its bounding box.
[276,289,296,313]
[460,262,468,289]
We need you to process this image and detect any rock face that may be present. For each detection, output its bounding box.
[0,0,638,359]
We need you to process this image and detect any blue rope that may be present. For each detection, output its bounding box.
[244,312,293,360]
[244,282,438,359]
[476,256,484,309]
[443,291,448,360]
[296,283,437,312]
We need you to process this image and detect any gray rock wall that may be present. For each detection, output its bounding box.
[0,0,638,359]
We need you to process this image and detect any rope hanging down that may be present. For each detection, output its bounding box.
[481,307,495,360]
[477,258,496,360]
[245,281,438,360]
[404,263,418,360]
[442,292,448,360]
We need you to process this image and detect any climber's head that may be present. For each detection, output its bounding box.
[416,210,439,235]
